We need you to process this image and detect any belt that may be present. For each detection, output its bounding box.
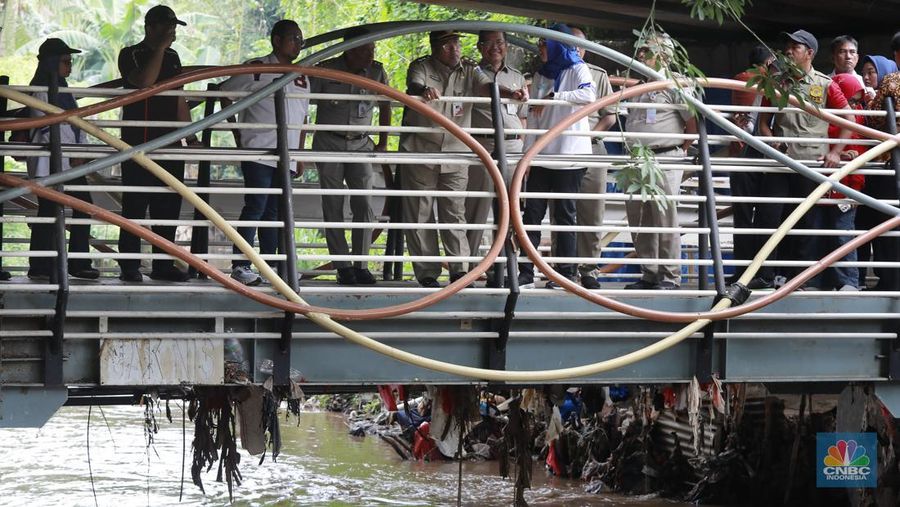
[329,132,368,141]
[474,134,518,141]
[649,145,681,154]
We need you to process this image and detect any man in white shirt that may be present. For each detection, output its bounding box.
[219,20,309,286]
[830,35,865,87]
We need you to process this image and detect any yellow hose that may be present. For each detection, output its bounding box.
[2,87,893,381]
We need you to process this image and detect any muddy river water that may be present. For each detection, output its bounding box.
[0,406,687,506]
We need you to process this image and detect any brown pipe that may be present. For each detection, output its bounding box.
[510,77,900,322]
[6,70,896,322]
[0,65,508,320]
[5,171,899,326]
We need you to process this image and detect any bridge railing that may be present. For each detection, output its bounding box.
[0,83,896,289]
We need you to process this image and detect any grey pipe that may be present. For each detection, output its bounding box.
[2,20,896,218]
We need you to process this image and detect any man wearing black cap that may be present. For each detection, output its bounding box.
[400,30,526,287]
[756,29,851,288]
[116,5,198,282]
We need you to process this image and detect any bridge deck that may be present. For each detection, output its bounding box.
[2,278,897,389]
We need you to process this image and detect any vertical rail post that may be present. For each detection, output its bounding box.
[46,69,67,386]
[188,83,218,279]
[695,115,726,383]
[274,86,299,385]
[698,117,727,296]
[0,75,10,281]
[486,81,518,373]
[882,97,900,379]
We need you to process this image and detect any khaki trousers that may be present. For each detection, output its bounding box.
[624,148,683,285]
[465,137,522,265]
[400,163,469,281]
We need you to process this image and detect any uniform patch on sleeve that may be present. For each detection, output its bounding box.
[577,82,593,89]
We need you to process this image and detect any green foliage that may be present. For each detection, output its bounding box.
[681,0,749,25]
[613,144,671,211]
[743,52,810,110]
[631,23,704,115]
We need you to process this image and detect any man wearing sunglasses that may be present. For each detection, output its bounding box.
[219,19,310,286]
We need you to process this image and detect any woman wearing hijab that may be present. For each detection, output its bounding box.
[519,23,596,289]
[25,38,99,280]
[860,55,897,101]
[856,56,900,289]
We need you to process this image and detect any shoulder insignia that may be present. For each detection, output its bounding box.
[461,57,478,67]
[809,84,825,105]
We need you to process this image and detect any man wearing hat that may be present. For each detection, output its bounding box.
[309,26,390,286]
[756,29,851,288]
[465,30,528,285]
[25,39,101,281]
[623,32,697,290]
[116,5,198,282]
[400,30,525,287]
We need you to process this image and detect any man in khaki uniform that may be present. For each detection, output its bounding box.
[572,27,619,289]
[311,28,391,285]
[401,30,525,287]
[623,33,697,290]
[757,29,850,287]
[465,30,527,273]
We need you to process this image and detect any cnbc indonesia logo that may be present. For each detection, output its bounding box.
[817,434,876,488]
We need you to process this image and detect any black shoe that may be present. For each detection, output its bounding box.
[625,280,659,290]
[149,267,190,282]
[746,277,774,289]
[419,277,441,288]
[27,270,51,281]
[336,267,358,285]
[545,280,566,290]
[353,268,377,285]
[0,270,10,281]
[624,279,659,290]
[449,271,475,288]
[657,281,681,290]
[119,270,144,282]
[70,267,100,280]
[580,275,601,289]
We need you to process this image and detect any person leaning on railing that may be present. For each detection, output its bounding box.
[399,30,526,288]
[622,32,697,291]
[465,29,528,288]
[518,23,596,290]
[24,39,100,281]
[218,20,309,287]
[756,29,851,290]
[808,74,868,291]
[116,5,199,283]
[309,26,390,286]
